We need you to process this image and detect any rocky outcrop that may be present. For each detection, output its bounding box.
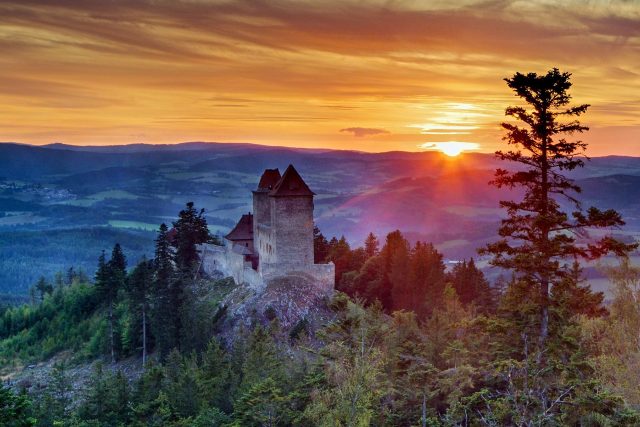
[215,272,335,343]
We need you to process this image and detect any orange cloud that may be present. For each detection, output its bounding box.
[340,127,389,137]
[0,0,638,154]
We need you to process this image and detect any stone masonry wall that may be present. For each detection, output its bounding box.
[252,190,271,236]
[261,262,335,294]
[198,243,265,290]
[256,224,275,272]
[271,196,314,268]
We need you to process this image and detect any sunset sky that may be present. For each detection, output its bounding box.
[1,0,639,155]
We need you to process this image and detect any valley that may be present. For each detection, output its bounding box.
[1,142,639,296]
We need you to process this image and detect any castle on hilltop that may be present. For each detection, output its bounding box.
[200,165,335,292]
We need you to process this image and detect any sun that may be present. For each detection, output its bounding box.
[420,141,480,157]
[440,143,465,156]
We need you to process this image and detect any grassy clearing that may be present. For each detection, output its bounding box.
[108,220,159,231]
[60,190,140,207]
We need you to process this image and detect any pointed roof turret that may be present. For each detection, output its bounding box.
[269,164,315,197]
[225,213,253,241]
[256,168,281,191]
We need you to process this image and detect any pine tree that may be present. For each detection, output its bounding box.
[152,223,177,359]
[232,377,292,427]
[364,232,380,258]
[397,241,446,315]
[130,363,166,424]
[66,267,76,285]
[481,68,636,359]
[171,203,210,350]
[305,298,390,426]
[238,325,283,397]
[78,363,132,425]
[313,224,330,263]
[327,236,352,286]
[449,258,495,313]
[94,244,128,363]
[34,276,52,302]
[0,385,34,427]
[163,350,200,418]
[47,361,71,422]
[127,257,154,366]
[103,244,127,363]
[197,338,233,412]
[172,202,210,275]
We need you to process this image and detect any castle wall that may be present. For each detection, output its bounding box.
[306,263,335,293]
[261,262,335,294]
[199,243,227,275]
[270,196,314,268]
[256,224,276,273]
[198,243,264,291]
[253,191,271,231]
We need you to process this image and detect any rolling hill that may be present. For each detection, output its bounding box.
[1,141,640,295]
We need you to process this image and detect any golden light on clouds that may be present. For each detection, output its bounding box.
[0,0,639,155]
[420,142,481,157]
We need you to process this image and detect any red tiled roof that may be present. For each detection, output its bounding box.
[269,164,315,197]
[225,213,253,241]
[257,168,281,190]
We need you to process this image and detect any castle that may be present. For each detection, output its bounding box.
[200,165,335,293]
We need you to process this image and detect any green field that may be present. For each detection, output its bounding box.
[108,220,159,231]
[63,190,141,207]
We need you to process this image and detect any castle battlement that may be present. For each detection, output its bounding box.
[200,165,335,293]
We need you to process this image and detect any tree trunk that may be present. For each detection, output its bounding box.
[540,283,549,332]
[421,392,427,427]
[109,302,115,364]
[538,119,551,363]
[142,303,147,366]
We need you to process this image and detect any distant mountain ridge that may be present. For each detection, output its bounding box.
[2,141,640,295]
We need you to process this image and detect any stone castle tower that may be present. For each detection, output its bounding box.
[211,164,334,292]
[253,165,315,274]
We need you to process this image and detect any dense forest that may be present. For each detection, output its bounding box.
[2,69,640,426]
[1,226,640,425]
[0,228,155,295]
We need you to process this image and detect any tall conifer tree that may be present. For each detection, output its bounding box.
[152,223,176,358]
[481,68,636,359]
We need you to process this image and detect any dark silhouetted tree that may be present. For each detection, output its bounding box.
[34,276,53,302]
[327,236,352,286]
[0,384,34,427]
[152,223,177,358]
[481,68,636,360]
[313,225,330,263]
[448,258,494,313]
[128,257,154,365]
[364,232,380,258]
[95,244,127,363]
[172,202,210,275]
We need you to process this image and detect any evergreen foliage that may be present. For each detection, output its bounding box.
[480,68,636,357]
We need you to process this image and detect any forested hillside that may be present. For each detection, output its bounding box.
[1,195,640,425]
[2,227,640,425]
